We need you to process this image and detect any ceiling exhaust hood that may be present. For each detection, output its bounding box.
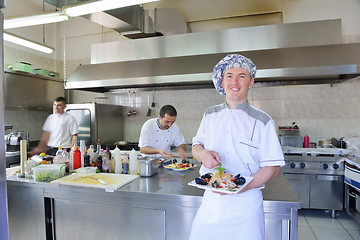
[65,19,360,92]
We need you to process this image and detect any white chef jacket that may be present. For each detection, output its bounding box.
[189,101,284,240]
[138,118,185,158]
[43,112,79,149]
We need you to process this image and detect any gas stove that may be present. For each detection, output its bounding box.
[282,152,345,175]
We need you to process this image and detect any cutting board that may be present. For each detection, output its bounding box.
[51,173,139,192]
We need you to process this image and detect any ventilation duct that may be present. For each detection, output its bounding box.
[45,0,190,38]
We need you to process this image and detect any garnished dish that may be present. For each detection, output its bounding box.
[188,164,253,194]
[164,159,197,171]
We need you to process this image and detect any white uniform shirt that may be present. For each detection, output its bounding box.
[43,112,79,148]
[193,101,284,179]
[189,101,285,240]
[138,118,185,158]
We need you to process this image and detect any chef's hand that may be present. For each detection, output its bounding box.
[192,145,220,169]
[158,149,173,159]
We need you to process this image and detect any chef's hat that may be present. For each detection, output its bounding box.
[212,54,257,95]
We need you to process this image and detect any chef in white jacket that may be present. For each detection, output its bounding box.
[190,54,285,240]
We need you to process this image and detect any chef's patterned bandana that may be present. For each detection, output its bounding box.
[212,54,257,95]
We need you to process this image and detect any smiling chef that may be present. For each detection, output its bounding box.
[189,54,285,240]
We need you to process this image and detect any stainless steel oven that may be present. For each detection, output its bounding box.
[281,152,344,218]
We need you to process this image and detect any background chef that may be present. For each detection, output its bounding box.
[189,54,285,240]
[138,105,187,159]
[32,96,79,156]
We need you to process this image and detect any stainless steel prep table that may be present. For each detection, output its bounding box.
[7,166,300,240]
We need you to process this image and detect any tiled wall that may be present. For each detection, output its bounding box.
[75,78,360,145]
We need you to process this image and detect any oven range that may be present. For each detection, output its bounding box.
[281,151,345,218]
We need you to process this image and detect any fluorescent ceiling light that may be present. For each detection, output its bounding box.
[3,32,54,54]
[63,0,160,17]
[4,11,69,29]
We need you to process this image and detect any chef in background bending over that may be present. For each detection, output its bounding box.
[138,105,187,159]
[32,96,79,156]
[189,54,285,240]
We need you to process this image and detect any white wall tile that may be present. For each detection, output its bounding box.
[300,85,316,99]
[332,83,350,98]
[315,98,333,119]
[332,119,350,138]
[315,84,333,98]
[252,87,268,100]
[267,100,284,118]
[315,119,333,140]
[349,78,360,98]
[299,99,318,119]
[283,85,300,99]
[267,86,284,100]
[347,98,360,118]
[283,99,300,119]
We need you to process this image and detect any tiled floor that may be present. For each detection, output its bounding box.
[298,209,360,240]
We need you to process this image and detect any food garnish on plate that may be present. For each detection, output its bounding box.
[194,163,246,191]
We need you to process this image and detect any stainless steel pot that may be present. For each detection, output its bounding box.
[137,157,159,177]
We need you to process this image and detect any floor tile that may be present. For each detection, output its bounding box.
[298,214,309,227]
[312,227,354,240]
[347,229,360,239]
[337,213,360,231]
[298,226,316,240]
[302,209,343,229]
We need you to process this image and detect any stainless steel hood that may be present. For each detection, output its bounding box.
[65,19,360,92]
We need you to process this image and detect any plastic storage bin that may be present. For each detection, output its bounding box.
[11,62,32,73]
[32,164,66,182]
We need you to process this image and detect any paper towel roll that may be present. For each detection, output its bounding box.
[20,140,27,175]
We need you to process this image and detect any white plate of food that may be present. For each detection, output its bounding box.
[188,172,253,194]
[164,163,197,171]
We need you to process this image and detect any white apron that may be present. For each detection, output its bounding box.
[189,189,264,240]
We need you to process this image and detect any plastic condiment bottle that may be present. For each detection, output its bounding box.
[113,146,123,174]
[73,146,81,170]
[87,145,96,165]
[108,156,115,173]
[122,154,129,174]
[102,150,110,173]
[129,148,138,175]
[303,135,310,148]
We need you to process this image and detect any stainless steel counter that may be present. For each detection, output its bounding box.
[7,166,300,240]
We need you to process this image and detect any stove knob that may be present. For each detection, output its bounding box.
[332,163,339,169]
[322,163,328,169]
[290,163,296,168]
[300,163,306,168]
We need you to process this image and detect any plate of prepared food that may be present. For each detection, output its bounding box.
[188,164,253,194]
[164,162,197,171]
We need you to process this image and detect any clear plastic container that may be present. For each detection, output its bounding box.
[32,164,66,182]
[74,167,97,177]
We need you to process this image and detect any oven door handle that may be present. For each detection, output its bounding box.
[349,192,357,198]
[316,175,339,181]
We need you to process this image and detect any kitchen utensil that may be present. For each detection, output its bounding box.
[132,91,137,116]
[151,90,155,107]
[90,176,108,185]
[127,91,132,117]
[146,91,152,117]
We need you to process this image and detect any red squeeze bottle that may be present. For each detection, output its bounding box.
[303,135,310,148]
[73,146,81,170]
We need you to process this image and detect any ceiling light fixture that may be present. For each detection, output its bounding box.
[63,0,160,17]
[3,32,55,54]
[4,11,69,29]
